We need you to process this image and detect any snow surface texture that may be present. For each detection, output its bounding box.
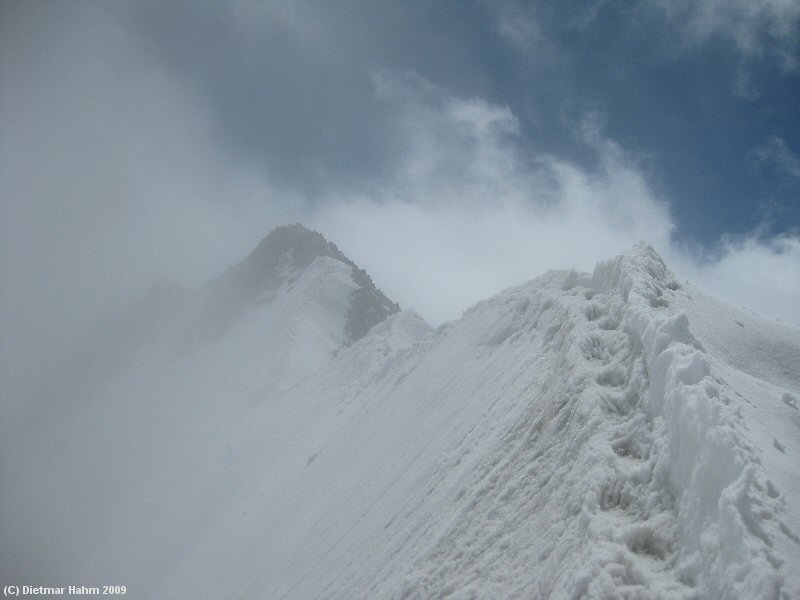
[2,241,798,600]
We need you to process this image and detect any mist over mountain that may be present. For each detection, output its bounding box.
[197,223,399,346]
[30,225,398,412]
[1,228,798,599]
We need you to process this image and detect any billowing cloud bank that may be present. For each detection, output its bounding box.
[2,2,798,405]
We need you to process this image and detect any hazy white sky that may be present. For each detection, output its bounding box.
[2,1,799,398]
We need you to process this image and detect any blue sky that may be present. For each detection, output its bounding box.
[2,1,799,387]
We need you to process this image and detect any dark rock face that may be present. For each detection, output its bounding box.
[345,266,398,343]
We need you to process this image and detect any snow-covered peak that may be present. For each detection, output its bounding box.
[199,224,399,346]
[32,224,403,415]
[584,242,681,302]
[160,225,404,395]
[239,223,349,289]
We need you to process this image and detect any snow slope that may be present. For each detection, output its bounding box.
[3,241,798,599]
[0,225,399,593]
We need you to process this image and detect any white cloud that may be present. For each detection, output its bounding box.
[3,3,798,407]
[314,74,800,327]
[495,1,559,63]
[652,0,800,71]
[313,75,675,324]
[751,135,800,178]
[671,235,800,324]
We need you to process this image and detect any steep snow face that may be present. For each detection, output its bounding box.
[152,245,799,600]
[190,254,361,396]
[3,242,798,600]
[672,288,799,397]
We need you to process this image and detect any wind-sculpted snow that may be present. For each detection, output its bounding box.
[588,247,798,599]
[151,244,800,599]
[4,242,798,600]
[342,246,797,600]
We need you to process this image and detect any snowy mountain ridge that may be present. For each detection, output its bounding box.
[156,243,800,599]
[3,235,798,600]
[193,223,400,348]
[183,224,400,394]
[64,224,400,401]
